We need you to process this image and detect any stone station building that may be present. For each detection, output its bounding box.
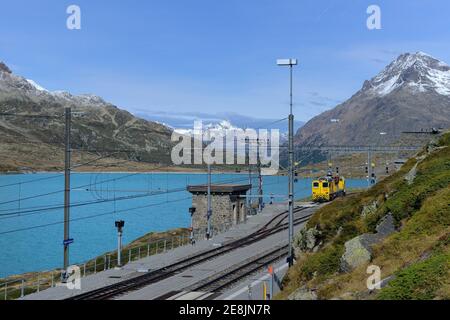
[187,184,252,234]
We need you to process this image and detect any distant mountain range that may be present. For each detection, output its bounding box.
[136,111,304,142]
[294,52,450,163]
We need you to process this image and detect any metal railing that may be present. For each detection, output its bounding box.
[0,223,234,300]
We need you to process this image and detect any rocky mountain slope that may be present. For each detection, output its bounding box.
[295,52,450,160]
[279,132,450,300]
[0,62,175,169]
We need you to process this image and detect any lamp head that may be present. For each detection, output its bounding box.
[277,59,298,66]
[115,220,125,229]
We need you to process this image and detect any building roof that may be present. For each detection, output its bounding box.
[187,184,252,194]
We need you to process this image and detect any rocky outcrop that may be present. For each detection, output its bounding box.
[375,214,396,237]
[340,214,396,272]
[294,226,322,256]
[361,201,378,217]
[0,62,12,74]
[340,235,373,272]
[404,162,418,185]
[288,286,318,300]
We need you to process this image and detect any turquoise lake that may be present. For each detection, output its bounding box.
[0,173,367,278]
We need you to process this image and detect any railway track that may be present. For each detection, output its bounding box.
[68,205,316,300]
[185,245,288,296]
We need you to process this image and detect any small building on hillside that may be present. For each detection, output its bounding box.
[187,184,252,235]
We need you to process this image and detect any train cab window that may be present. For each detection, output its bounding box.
[313,182,319,188]
[322,182,329,188]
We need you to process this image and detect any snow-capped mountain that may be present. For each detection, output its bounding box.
[295,52,450,158]
[364,52,450,97]
[174,120,240,135]
[26,79,48,92]
[0,61,174,165]
[174,119,294,144]
[0,63,111,108]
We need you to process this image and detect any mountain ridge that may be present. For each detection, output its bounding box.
[0,61,175,168]
[294,52,450,160]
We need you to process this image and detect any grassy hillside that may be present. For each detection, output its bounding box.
[278,132,450,300]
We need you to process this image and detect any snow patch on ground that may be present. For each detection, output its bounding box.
[26,79,48,92]
[374,75,401,96]
[427,68,450,95]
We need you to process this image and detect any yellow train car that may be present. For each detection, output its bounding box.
[312,176,346,202]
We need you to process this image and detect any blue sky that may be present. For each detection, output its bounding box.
[1,0,450,124]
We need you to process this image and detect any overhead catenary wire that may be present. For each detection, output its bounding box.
[0,174,65,189]
[0,174,256,218]
[0,151,133,189]
[0,113,62,119]
[0,160,181,206]
[0,174,282,233]
[0,196,193,236]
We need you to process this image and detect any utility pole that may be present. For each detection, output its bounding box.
[277,58,297,268]
[62,107,72,281]
[189,207,196,244]
[248,164,252,216]
[371,160,376,185]
[327,153,333,176]
[288,64,295,267]
[367,150,371,188]
[257,138,263,212]
[206,163,212,240]
[366,150,377,187]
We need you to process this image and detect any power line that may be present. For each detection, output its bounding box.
[0,166,148,206]
[0,175,253,218]
[0,174,64,189]
[0,187,184,217]
[0,175,291,234]
[0,196,192,236]
[0,170,190,214]
[0,113,62,119]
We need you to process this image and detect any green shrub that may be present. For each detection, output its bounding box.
[438,132,450,146]
[377,250,450,300]
[299,245,344,281]
[385,145,450,224]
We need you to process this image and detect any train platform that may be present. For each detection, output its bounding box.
[22,201,313,300]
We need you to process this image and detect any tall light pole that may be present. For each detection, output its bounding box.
[62,107,72,281]
[248,164,252,216]
[204,129,213,240]
[257,138,263,212]
[277,58,297,267]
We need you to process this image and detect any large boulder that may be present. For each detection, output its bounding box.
[340,214,396,272]
[404,162,418,185]
[375,214,396,238]
[340,234,374,272]
[361,201,378,217]
[294,226,322,255]
[288,286,318,300]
